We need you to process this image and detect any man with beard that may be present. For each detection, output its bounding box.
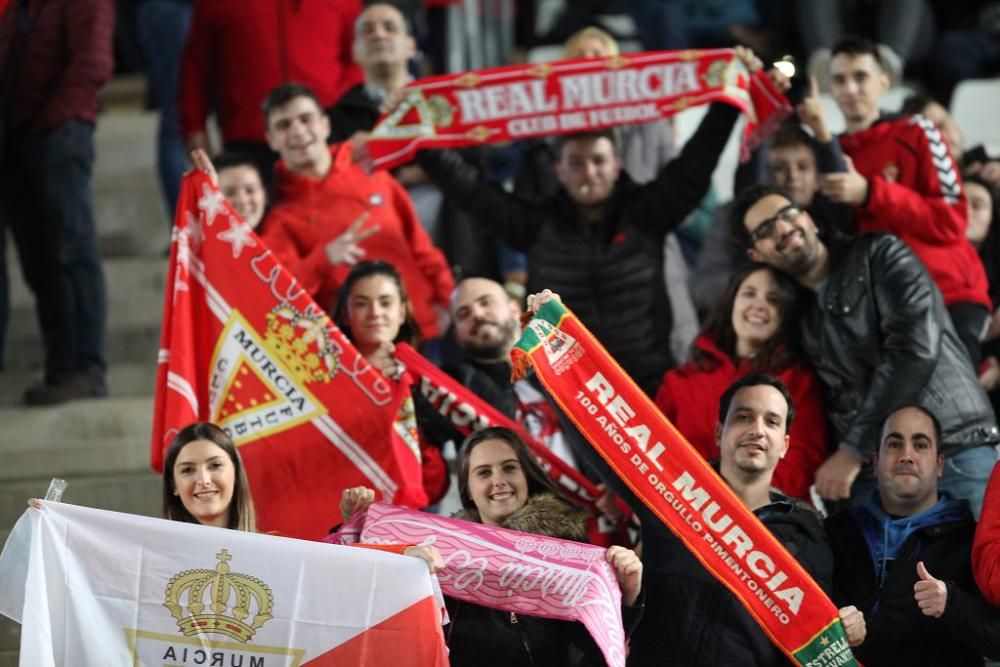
[628,374,865,665]
[423,277,575,466]
[730,184,999,516]
[825,406,1000,666]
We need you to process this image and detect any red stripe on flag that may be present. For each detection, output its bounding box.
[302,596,448,666]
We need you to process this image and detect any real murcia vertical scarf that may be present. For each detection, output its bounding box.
[511,300,858,667]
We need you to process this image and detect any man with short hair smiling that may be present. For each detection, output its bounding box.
[730,184,999,516]
[628,374,865,665]
[802,34,991,366]
[418,277,576,466]
[259,82,453,339]
[825,405,1000,667]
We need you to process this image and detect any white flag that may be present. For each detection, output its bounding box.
[0,502,447,666]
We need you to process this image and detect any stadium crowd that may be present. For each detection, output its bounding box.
[4,0,1000,664]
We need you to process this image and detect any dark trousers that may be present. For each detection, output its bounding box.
[0,120,107,382]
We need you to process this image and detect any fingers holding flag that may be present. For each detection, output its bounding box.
[606,545,643,606]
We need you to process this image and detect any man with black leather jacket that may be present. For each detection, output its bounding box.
[731,184,1000,517]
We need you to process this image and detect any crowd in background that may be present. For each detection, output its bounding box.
[4,0,1000,665]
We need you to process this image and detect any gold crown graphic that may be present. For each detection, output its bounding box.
[265,305,337,384]
[164,549,274,643]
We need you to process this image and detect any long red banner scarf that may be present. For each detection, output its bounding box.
[327,502,627,667]
[152,172,426,539]
[365,48,791,170]
[511,301,858,667]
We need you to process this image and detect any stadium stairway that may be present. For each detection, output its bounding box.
[0,76,169,664]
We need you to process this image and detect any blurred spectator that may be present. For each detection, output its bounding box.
[807,36,992,368]
[331,261,449,507]
[965,174,1000,412]
[215,152,267,232]
[655,264,828,500]
[826,405,1000,666]
[414,51,751,396]
[259,83,453,340]
[0,0,112,404]
[327,2,498,286]
[134,0,191,221]
[799,0,936,90]
[510,25,702,366]
[418,276,577,468]
[693,119,851,312]
[732,184,999,516]
[177,0,363,179]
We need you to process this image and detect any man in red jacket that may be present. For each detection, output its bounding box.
[178,0,363,169]
[260,83,453,339]
[801,34,992,367]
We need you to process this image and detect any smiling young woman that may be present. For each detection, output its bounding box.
[162,422,257,532]
[654,264,828,500]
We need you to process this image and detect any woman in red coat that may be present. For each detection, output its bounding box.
[655,263,828,499]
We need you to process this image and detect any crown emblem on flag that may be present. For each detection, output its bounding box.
[264,305,337,385]
[164,549,274,643]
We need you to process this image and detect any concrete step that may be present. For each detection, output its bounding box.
[0,361,157,406]
[0,397,153,480]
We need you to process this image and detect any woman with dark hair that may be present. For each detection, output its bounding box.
[332,260,449,505]
[162,421,257,532]
[965,174,1000,411]
[655,263,828,499]
[342,426,643,667]
[445,426,642,667]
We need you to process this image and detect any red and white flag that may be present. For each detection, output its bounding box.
[151,171,427,539]
[0,502,448,666]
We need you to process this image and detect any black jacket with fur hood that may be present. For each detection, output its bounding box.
[446,493,638,666]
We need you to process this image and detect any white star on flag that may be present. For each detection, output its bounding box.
[197,183,228,227]
[217,218,258,259]
[184,211,204,250]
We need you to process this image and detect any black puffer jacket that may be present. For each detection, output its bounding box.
[418,104,740,395]
[799,233,998,459]
[826,498,1000,666]
[446,493,640,667]
[627,491,833,667]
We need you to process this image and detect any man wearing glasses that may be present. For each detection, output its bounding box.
[730,183,999,519]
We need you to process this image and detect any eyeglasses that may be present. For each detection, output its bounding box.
[749,205,801,243]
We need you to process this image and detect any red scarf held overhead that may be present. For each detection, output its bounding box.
[364,48,791,170]
[151,172,426,539]
[511,301,858,667]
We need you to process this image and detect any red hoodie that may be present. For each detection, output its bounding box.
[839,115,990,308]
[178,0,363,146]
[262,143,454,338]
[973,461,1000,605]
[654,334,829,499]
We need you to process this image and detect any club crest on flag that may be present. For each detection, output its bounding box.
[164,549,273,642]
[527,318,583,375]
[208,306,332,445]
